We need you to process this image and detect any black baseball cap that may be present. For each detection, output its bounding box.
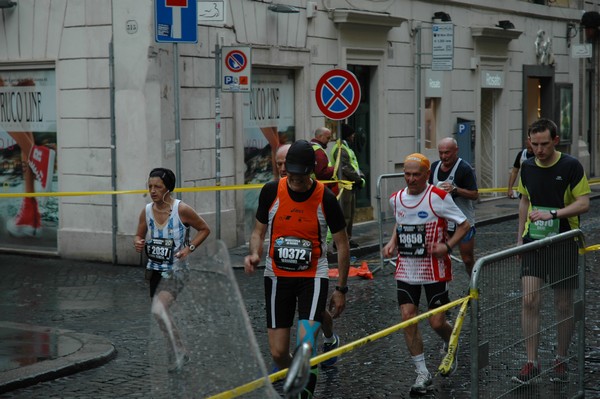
[285,140,315,175]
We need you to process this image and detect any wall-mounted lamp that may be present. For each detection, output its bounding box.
[432,12,451,22]
[0,0,16,9]
[497,20,515,30]
[581,11,600,42]
[268,4,299,13]
[566,22,577,48]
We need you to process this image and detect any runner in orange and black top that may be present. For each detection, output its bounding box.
[245,140,350,399]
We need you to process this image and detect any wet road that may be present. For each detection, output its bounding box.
[0,204,599,398]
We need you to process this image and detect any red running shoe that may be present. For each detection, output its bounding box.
[6,197,41,237]
[512,361,540,385]
[550,358,568,383]
[28,145,55,191]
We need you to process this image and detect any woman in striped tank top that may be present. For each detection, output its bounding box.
[134,168,210,372]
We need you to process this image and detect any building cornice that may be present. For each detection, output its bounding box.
[329,9,406,29]
[471,26,523,42]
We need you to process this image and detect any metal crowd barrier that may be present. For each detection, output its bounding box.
[206,227,589,398]
[469,229,586,398]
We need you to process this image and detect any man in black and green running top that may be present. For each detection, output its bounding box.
[513,118,590,385]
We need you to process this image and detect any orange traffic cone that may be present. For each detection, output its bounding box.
[356,261,373,280]
[327,261,373,280]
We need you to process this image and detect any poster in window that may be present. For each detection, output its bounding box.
[242,70,295,236]
[555,83,572,144]
[0,69,58,252]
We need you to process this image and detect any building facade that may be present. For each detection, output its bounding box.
[0,0,595,264]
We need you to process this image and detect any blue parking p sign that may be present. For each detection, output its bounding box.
[155,0,198,43]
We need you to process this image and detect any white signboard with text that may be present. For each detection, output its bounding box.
[432,22,454,71]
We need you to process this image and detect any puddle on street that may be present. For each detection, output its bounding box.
[0,327,82,372]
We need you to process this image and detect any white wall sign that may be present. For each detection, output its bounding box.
[571,44,592,59]
[425,70,443,97]
[198,0,226,24]
[432,23,454,58]
[126,20,138,34]
[481,70,504,89]
[0,72,57,132]
[432,22,454,71]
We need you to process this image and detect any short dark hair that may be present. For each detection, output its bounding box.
[341,123,355,140]
[149,168,176,192]
[528,118,558,139]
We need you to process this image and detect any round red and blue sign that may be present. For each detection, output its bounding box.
[315,69,361,120]
[225,50,248,73]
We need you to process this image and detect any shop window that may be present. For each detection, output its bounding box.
[425,97,439,149]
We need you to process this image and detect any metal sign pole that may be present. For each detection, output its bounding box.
[174,42,182,199]
[215,43,222,239]
[337,121,342,180]
[109,40,118,264]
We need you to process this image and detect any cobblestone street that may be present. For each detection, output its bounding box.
[1,202,599,398]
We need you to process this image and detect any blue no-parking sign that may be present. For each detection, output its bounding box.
[155,0,198,43]
[221,46,251,92]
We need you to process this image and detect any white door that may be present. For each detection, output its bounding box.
[480,89,498,197]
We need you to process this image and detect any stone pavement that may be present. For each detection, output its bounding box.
[0,195,522,395]
[1,191,599,397]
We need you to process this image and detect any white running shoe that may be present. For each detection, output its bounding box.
[410,370,432,395]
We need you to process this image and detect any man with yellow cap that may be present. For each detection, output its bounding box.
[383,153,470,395]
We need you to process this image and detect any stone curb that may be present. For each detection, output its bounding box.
[0,322,116,394]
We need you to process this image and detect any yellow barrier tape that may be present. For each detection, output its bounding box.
[438,298,469,376]
[206,295,471,399]
[2,177,598,199]
[580,244,600,254]
[469,287,479,300]
[204,377,269,399]
[0,180,354,199]
[491,177,600,195]
[205,368,290,399]
[479,187,511,194]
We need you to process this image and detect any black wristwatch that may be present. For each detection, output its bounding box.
[335,285,348,294]
[550,210,558,219]
[445,243,452,254]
